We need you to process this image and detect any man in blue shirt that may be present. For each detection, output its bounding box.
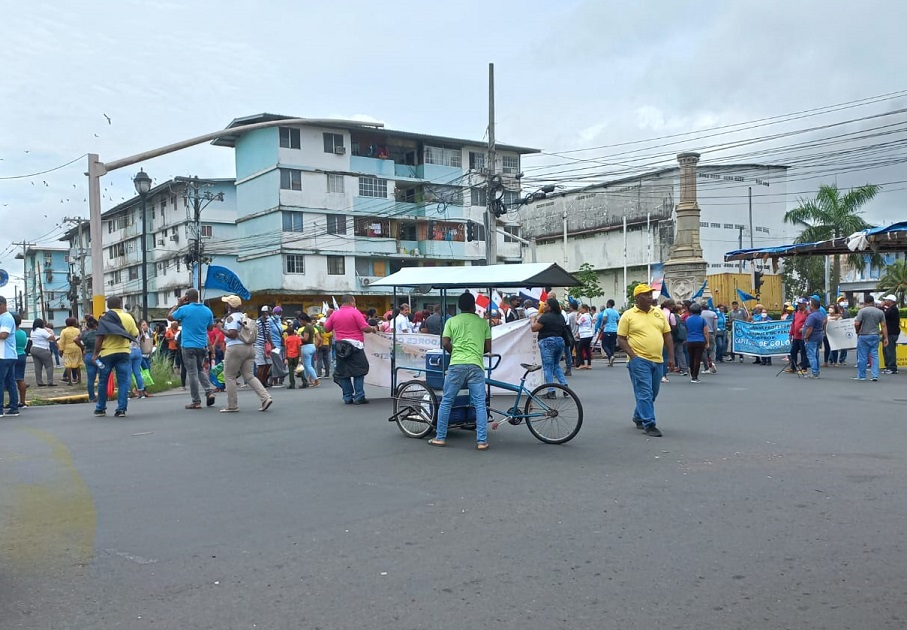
[802,298,827,379]
[169,288,216,409]
[0,296,20,417]
[597,299,621,367]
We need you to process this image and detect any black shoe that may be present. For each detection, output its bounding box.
[643,425,663,437]
[94,410,106,417]
[633,418,644,430]
[344,400,353,404]
[4,410,20,417]
[543,391,557,400]
[562,391,570,398]
[353,398,370,405]
[114,410,126,418]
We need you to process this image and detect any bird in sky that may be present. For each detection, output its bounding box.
[94,133,99,138]
[103,114,111,125]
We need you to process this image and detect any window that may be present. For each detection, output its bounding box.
[469,151,486,170]
[282,211,304,232]
[502,155,519,174]
[113,270,121,283]
[129,266,139,280]
[354,217,390,237]
[471,188,487,207]
[723,223,734,229]
[502,190,519,206]
[424,146,462,168]
[160,197,167,211]
[323,133,344,153]
[327,173,345,194]
[398,221,418,241]
[358,176,388,198]
[280,168,302,191]
[108,243,126,258]
[326,255,345,275]
[279,127,301,149]
[710,222,721,228]
[326,214,347,235]
[285,254,305,274]
[200,224,213,238]
[503,225,521,243]
[700,221,709,228]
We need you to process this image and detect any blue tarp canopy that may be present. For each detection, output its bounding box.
[724,222,907,262]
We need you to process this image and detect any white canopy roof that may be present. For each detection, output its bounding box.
[369,262,581,289]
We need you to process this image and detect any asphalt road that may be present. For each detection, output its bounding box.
[1,360,905,630]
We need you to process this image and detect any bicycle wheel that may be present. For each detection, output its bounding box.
[524,384,583,444]
[394,380,437,438]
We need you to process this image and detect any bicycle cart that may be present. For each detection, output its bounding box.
[369,263,585,445]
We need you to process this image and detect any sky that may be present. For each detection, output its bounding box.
[2,0,906,301]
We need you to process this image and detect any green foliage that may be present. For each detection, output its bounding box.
[567,262,604,302]
[878,259,907,306]
[780,256,825,300]
[626,281,642,304]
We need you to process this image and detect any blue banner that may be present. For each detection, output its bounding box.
[205,265,251,300]
[731,321,791,356]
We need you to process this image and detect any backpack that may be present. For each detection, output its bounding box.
[313,328,323,349]
[673,317,688,343]
[229,313,257,344]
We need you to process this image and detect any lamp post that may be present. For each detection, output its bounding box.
[133,169,152,322]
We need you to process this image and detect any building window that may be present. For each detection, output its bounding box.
[700,221,709,228]
[501,155,519,174]
[354,217,390,237]
[326,255,345,275]
[279,127,301,149]
[358,176,388,198]
[326,214,347,235]
[280,168,302,191]
[424,146,462,168]
[469,151,486,170]
[503,225,521,243]
[200,224,213,238]
[502,190,519,206]
[108,243,126,258]
[113,270,121,283]
[285,254,305,274]
[160,197,167,210]
[129,266,139,280]
[323,133,344,153]
[710,222,721,228]
[327,174,345,194]
[398,221,417,241]
[282,211,304,233]
[471,188,487,206]
[723,223,734,229]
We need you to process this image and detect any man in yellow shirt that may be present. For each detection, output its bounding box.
[617,284,674,437]
[93,295,140,418]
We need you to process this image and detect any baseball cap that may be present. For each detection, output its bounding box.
[221,295,242,308]
[633,283,654,296]
[836,295,846,302]
[273,306,283,314]
[796,297,808,305]
[883,294,897,302]
[260,305,270,312]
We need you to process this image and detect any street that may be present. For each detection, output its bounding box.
[1,360,905,630]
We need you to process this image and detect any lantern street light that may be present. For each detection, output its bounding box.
[133,168,152,322]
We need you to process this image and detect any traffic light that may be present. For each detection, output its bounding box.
[752,269,764,292]
[466,221,476,242]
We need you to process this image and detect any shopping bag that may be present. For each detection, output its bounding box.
[107,373,115,397]
[141,367,154,386]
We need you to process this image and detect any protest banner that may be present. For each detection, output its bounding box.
[364,318,541,393]
[826,318,858,351]
[730,321,791,356]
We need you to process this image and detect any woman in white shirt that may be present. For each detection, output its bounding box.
[30,318,56,386]
[575,304,595,369]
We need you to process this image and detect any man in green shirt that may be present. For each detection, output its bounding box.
[428,291,492,450]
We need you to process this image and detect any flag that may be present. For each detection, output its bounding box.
[736,288,757,302]
[518,287,548,306]
[491,290,503,314]
[692,280,707,299]
[332,296,340,310]
[471,290,490,317]
[322,301,330,317]
[204,266,251,299]
[706,297,715,310]
[659,282,671,299]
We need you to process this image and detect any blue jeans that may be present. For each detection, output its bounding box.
[301,344,318,382]
[626,357,662,428]
[715,333,727,362]
[96,352,131,413]
[805,340,821,376]
[84,353,98,400]
[130,346,145,391]
[856,335,880,379]
[0,358,19,414]
[435,364,488,443]
[538,337,568,394]
[338,375,365,403]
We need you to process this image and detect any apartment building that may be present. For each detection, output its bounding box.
[20,245,73,325]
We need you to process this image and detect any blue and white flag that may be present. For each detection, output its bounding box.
[205,266,251,299]
[736,288,758,303]
[692,280,707,299]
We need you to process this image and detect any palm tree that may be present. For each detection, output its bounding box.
[783,183,881,293]
[878,259,907,306]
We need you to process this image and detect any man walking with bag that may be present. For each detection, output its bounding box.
[170,288,217,409]
[323,294,377,405]
[93,296,140,418]
[217,295,272,412]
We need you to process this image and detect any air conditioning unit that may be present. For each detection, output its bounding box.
[359,275,378,288]
[334,146,347,155]
[170,234,179,243]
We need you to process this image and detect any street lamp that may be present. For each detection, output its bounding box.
[133,169,152,322]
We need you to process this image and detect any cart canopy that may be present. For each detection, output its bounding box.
[369,262,581,289]
[724,221,907,262]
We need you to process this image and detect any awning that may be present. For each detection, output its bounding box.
[724,222,907,262]
[369,262,581,289]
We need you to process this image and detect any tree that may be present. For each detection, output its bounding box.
[626,281,641,305]
[567,262,604,303]
[878,259,907,306]
[780,256,825,301]
[783,183,881,294]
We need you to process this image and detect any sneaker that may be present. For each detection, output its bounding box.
[259,398,274,412]
[805,373,819,379]
[353,398,370,405]
[114,410,126,418]
[94,409,106,417]
[219,407,239,413]
[661,376,669,383]
[562,391,570,398]
[871,377,878,381]
[709,365,717,374]
[852,376,867,381]
[690,378,701,383]
[643,425,663,437]
[4,410,20,417]
[632,418,644,430]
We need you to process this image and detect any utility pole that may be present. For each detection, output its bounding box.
[63,216,89,319]
[738,226,744,273]
[12,240,35,318]
[182,176,224,291]
[484,62,497,266]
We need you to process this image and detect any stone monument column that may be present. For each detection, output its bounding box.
[663,152,708,302]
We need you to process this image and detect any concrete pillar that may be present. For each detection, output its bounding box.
[664,152,708,302]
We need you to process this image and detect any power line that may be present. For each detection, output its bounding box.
[0,154,88,180]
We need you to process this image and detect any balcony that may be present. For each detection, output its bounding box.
[350,155,396,178]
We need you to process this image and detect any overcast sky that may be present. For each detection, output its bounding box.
[2,0,906,300]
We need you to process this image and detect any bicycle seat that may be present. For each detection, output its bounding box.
[520,363,542,372]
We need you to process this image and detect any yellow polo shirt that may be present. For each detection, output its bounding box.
[99,309,140,357]
[617,305,670,363]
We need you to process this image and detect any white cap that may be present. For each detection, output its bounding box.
[260,305,270,312]
[882,294,897,302]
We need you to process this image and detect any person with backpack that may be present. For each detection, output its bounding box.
[296,313,320,388]
[314,315,332,378]
[217,295,272,413]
